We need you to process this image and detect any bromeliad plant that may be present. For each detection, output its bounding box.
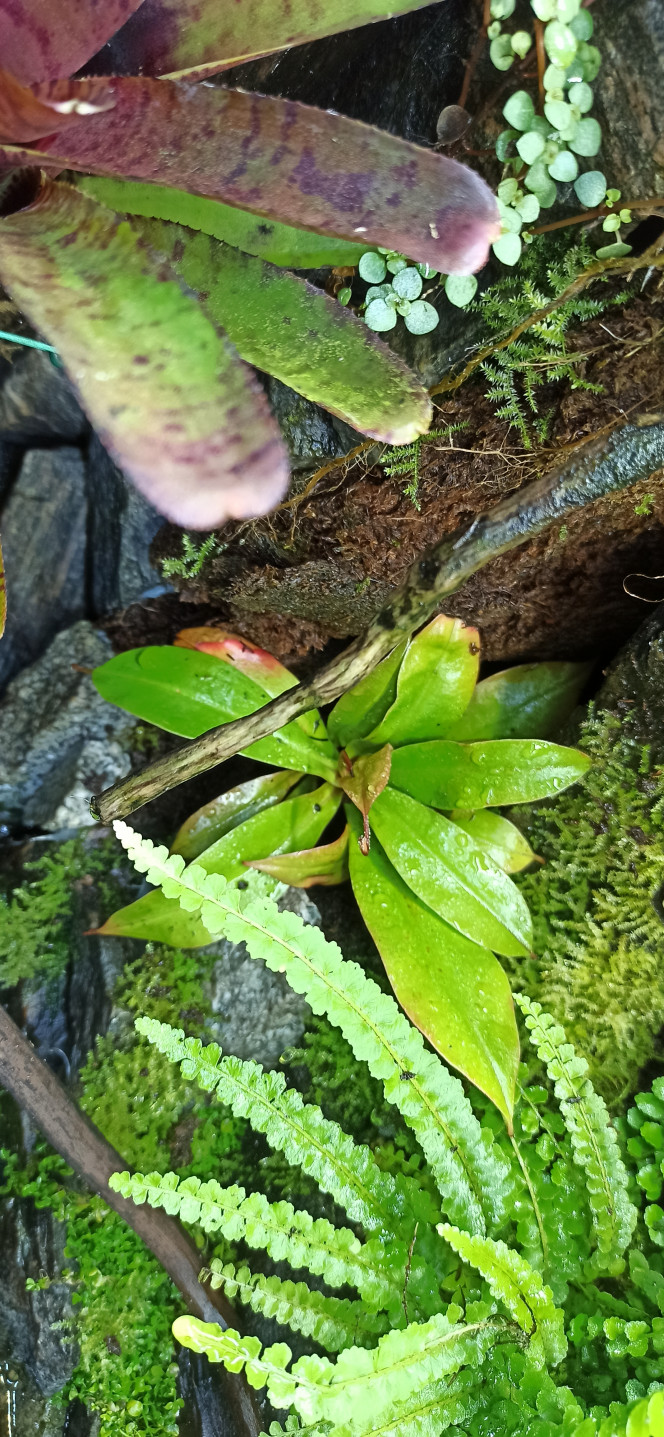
[0,0,499,529]
[92,616,590,1123]
[108,822,664,1437]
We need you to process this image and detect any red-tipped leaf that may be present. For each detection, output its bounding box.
[0,175,288,528]
[0,0,145,84]
[247,825,350,889]
[1,77,500,274]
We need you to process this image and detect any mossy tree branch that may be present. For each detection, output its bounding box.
[93,414,664,825]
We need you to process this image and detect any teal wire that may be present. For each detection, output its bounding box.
[0,330,58,353]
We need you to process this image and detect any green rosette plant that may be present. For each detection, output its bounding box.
[0,0,499,531]
[93,618,591,1125]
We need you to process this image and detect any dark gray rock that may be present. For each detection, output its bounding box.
[0,1199,75,1397]
[594,0,664,200]
[0,351,87,445]
[593,600,664,757]
[87,434,166,614]
[0,621,132,830]
[0,448,88,693]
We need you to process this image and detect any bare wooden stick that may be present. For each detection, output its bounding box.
[0,1003,263,1437]
[93,416,664,825]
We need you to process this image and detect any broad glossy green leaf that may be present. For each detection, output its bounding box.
[1,0,143,84]
[92,647,338,781]
[365,617,480,748]
[449,811,539,875]
[369,787,532,958]
[16,77,499,275]
[134,218,432,444]
[174,627,326,742]
[170,770,303,861]
[327,642,407,750]
[99,782,341,945]
[389,739,591,809]
[0,175,287,529]
[337,744,392,854]
[347,809,518,1124]
[248,824,350,889]
[445,661,592,741]
[98,0,469,82]
[78,177,367,269]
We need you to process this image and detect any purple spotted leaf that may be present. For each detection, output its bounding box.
[91,0,460,82]
[0,173,288,527]
[0,76,500,274]
[0,0,145,84]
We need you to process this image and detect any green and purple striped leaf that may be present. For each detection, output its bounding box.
[0,0,144,84]
[1,77,500,274]
[136,217,433,442]
[0,174,288,528]
[93,0,461,82]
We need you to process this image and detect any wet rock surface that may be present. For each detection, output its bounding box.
[0,621,132,830]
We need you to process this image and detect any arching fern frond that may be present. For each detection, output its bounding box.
[515,996,637,1273]
[114,824,511,1236]
[204,1261,389,1353]
[439,1224,567,1367]
[135,1015,436,1239]
[108,1169,398,1310]
[173,1309,502,1432]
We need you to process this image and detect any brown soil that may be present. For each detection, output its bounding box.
[152,284,664,670]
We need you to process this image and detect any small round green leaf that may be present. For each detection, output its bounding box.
[602,213,621,233]
[386,256,408,275]
[532,0,556,18]
[365,283,392,303]
[503,89,536,131]
[358,252,387,283]
[575,41,601,81]
[404,300,439,334]
[516,130,546,164]
[544,98,573,132]
[514,193,540,223]
[392,266,423,300]
[364,297,398,331]
[524,162,558,208]
[568,80,593,112]
[496,128,518,160]
[544,19,577,68]
[497,177,519,204]
[489,34,514,70]
[570,8,593,40]
[416,262,438,279]
[337,286,352,306]
[543,62,567,97]
[569,116,602,156]
[511,30,531,58]
[573,169,606,206]
[596,241,633,259]
[492,231,522,266]
[548,148,578,182]
[445,273,478,308]
[490,0,516,15]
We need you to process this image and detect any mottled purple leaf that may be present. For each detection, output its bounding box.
[0,0,145,84]
[0,70,115,142]
[0,174,288,528]
[2,77,500,273]
[93,0,460,82]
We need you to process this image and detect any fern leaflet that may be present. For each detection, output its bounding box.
[515,996,637,1272]
[439,1224,566,1367]
[204,1261,389,1353]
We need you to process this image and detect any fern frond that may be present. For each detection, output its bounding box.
[439,1224,566,1367]
[114,825,511,1236]
[515,996,637,1272]
[204,1261,389,1353]
[135,1015,436,1239]
[173,1309,501,1432]
[324,1365,481,1437]
[108,1169,397,1309]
